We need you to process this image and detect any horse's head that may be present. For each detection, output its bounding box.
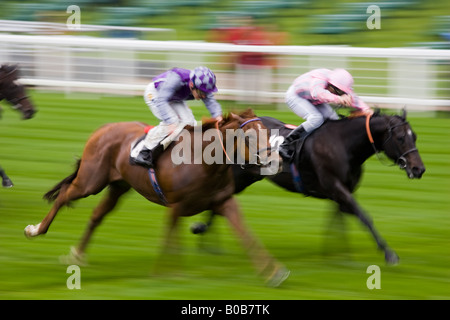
[0,64,37,120]
[220,109,282,175]
[378,110,425,179]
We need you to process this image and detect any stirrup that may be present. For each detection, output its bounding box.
[278,145,294,160]
[131,148,154,168]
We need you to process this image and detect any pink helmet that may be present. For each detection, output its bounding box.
[328,68,354,94]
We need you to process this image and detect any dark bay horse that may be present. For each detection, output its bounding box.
[24,109,288,286]
[0,64,37,187]
[194,110,425,264]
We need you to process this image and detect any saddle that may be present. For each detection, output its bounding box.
[283,130,310,163]
[129,126,158,168]
[259,116,311,163]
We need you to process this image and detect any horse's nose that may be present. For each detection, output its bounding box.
[412,166,425,179]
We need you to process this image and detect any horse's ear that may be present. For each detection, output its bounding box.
[401,106,407,120]
[240,108,256,118]
[373,108,381,116]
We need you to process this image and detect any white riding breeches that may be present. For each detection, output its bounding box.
[285,86,339,132]
[144,82,197,126]
[143,82,197,150]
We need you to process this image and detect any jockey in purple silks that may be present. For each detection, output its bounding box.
[278,68,374,159]
[134,66,223,167]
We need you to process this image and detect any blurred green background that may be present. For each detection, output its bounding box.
[1,0,449,301]
[1,0,450,48]
[0,91,449,299]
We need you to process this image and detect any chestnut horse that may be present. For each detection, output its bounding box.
[0,64,37,187]
[25,109,288,286]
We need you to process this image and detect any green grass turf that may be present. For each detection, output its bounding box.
[0,91,449,300]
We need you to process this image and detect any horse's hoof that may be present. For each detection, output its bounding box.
[60,247,87,266]
[24,223,41,238]
[190,222,208,235]
[265,266,290,288]
[385,250,400,265]
[2,178,13,188]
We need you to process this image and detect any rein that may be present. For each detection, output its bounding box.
[215,117,262,163]
[365,114,379,156]
[365,114,418,168]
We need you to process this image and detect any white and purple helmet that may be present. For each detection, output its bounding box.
[189,66,218,93]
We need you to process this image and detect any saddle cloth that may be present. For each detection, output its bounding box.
[130,125,153,160]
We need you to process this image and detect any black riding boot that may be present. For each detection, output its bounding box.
[278,126,306,159]
[133,147,154,168]
[132,144,165,168]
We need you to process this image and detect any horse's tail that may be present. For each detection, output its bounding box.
[43,159,81,203]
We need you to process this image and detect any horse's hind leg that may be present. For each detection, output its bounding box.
[153,204,184,275]
[25,182,83,238]
[0,166,13,188]
[217,197,289,287]
[73,182,131,260]
[322,204,351,258]
[25,163,109,238]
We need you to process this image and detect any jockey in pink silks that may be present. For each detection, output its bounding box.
[278,68,373,159]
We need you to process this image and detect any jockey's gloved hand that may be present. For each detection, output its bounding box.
[338,94,353,107]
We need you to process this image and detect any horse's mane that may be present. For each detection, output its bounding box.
[201,108,257,131]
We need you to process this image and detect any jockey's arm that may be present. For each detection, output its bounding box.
[310,79,344,105]
[153,73,182,124]
[311,78,372,113]
[348,95,373,118]
[350,94,373,112]
[202,94,223,120]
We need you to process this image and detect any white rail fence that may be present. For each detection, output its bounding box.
[1,34,449,111]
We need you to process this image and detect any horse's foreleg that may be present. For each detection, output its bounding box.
[217,197,289,287]
[0,166,13,188]
[332,182,399,265]
[191,210,215,235]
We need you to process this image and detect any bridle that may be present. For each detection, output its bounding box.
[365,114,418,168]
[215,117,272,166]
[0,88,31,116]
